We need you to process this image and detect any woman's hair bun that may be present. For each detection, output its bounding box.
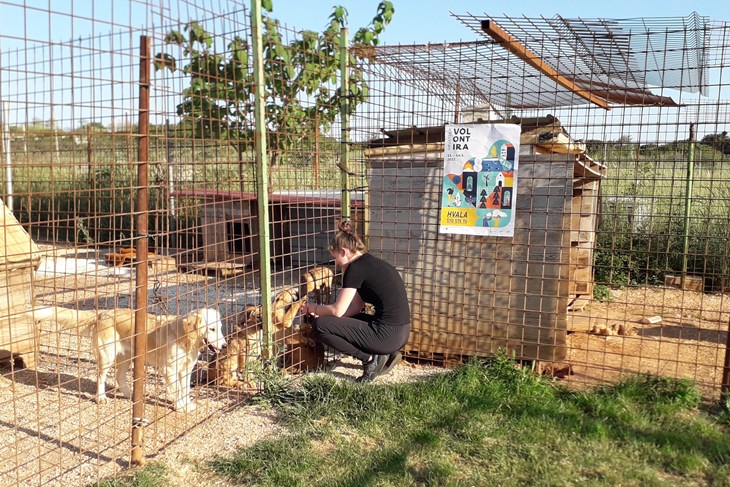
[338,219,353,234]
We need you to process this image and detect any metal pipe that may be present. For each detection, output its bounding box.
[251,0,273,356]
[166,119,177,249]
[0,100,13,212]
[722,314,730,405]
[130,34,150,467]
[340,28,351,222]
[681,123,695,288]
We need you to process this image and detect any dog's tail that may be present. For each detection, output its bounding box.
[31,306,99,336]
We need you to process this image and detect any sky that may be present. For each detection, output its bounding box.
[266,0,730,45]
[1,0,728,134]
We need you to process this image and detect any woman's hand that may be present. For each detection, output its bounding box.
[301,302,318,316]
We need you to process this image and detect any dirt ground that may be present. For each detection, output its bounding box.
[565,286,730,398]
[1,245,729,485]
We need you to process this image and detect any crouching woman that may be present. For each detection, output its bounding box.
[301,220,410,382]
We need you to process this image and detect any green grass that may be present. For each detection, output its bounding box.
[91,463,169,487]
[101,352,730,486]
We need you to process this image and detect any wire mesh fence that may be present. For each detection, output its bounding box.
[0,0,729,484]
[358,12,730,398]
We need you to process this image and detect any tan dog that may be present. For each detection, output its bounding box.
[271,286,305,334]
[207,289,307,385]
[208,305,263,388]
[35,306,226,411]
[300,266,333,304]
[282,313,325,372]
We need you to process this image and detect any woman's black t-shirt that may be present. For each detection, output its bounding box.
[342,252,410,325]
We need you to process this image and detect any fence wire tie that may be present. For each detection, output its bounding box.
[132,417,151,429]
[152,279,169,314]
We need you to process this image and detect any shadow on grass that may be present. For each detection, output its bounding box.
[209,358,730,486]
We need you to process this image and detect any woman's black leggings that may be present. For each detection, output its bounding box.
[312,313,410,362]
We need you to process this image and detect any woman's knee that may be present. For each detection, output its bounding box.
[311,317,329,337]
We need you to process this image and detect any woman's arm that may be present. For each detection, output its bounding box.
[302,287,364,317]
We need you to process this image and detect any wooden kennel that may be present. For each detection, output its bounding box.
[364,120,605,363]
[173,189,363,270]
[0,199,41,368]
[519,116,606,309]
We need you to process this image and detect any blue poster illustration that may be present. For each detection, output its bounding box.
[440,123,521,236]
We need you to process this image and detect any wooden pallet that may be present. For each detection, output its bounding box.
[105,248,177,272]
[178,261,250,278]
[567,295,592,312]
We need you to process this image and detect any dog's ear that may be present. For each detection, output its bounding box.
[184,313,203,336]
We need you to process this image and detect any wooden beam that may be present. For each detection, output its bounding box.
[481,19,611,110]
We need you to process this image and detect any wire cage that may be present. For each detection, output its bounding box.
[355,12,730,394]
[0,0,730,484]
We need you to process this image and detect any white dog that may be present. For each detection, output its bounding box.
[35,306,226,411]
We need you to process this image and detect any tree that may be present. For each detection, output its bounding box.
[701,131,730,155]
[154,1,394,165]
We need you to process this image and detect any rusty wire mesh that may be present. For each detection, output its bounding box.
[1,1,730,485]
[0,0,351,484]
[356,13,730,398]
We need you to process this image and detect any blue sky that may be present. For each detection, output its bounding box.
[1,0,727,133]
[268,0,729,44]
[2,1,726,49]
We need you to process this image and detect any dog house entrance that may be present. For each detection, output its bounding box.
[227,220,253,255]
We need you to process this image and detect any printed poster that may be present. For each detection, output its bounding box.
[440,123,521,237]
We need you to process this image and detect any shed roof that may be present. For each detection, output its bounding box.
[366,13,711,110]
[0,199,40,267]
[363,120,606,180]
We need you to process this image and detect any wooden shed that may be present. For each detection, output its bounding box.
[0,199,41,368]
[364,119,605,363]
[519,116,606,309]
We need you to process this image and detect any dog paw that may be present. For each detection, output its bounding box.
[95,394,109,404]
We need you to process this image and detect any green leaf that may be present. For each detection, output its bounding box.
[153,53,177,72]
[261,0,273,12]
[235,49,249,66]
[164,31,185,46]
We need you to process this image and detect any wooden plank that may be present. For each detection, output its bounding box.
[370,156,573,362]
[481,19,610,110]
[567,295,592,312]
[664,274,704,292]
[0,267,37,368]
[178,261,250,278]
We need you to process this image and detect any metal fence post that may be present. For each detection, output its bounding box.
[681,123,696,288]
[339,28,351,222]
[131,34,151,467]
[251,0,273,356]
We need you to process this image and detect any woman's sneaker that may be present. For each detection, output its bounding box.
[380,351,402,376]
[356,354,387,383]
